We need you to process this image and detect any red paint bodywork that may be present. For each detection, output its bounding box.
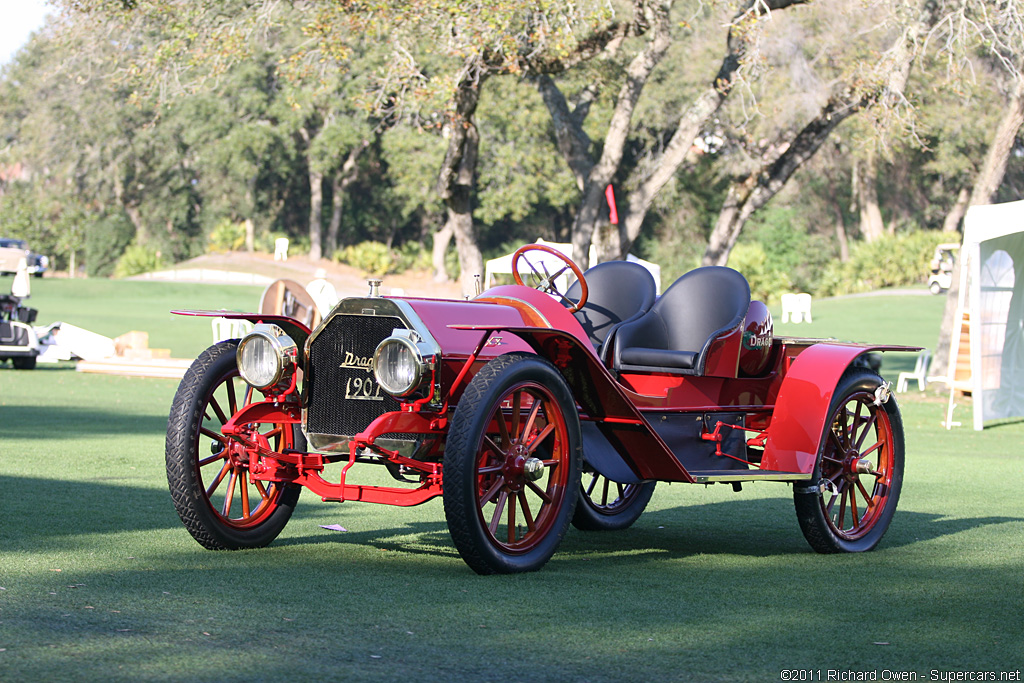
[175,282,917,504]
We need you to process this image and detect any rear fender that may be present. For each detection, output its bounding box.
[761,343,913,474]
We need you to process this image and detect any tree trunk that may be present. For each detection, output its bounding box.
[702,92,866,266]
[857,150,885,241]
[941,186,970,233]
[325,142,367,257]
[437,77,485,297]
[308,168,324,261]
[931,74,1024,381]
[570,0,674,268]
[432,221,454,282]
[611,0,811,262]
[244,218,255,253]
[834,201,850,262]
[326,175,344,258]
[245,181,256,252]
[699,0,936,267]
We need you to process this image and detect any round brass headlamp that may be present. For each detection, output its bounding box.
[373,331,431,398]
[236,324,298,390]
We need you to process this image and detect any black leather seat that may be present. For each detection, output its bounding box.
[566,260,657,357]
[611,266,750,375]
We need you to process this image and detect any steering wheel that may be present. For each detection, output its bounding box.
[511,244,589,313]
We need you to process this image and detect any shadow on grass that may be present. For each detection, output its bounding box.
[276,497,1024,564]
[3,471,1020,567]
[0,475,179,546]
[0,405,170,440]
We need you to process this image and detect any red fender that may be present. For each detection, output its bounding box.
[173,308,312,362]
[760,343,915,474]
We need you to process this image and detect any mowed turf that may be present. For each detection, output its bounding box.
[0,280,1021,682]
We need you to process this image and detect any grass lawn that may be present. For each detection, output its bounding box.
[1,281,1021,681]
[21,278,265,361]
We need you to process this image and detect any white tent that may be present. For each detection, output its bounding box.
[946,199,1024,430]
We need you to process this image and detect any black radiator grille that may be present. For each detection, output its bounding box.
[305,313,406,437]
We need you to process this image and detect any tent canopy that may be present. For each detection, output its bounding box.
[951,199,1024,430]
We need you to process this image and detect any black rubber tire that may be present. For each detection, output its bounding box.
[572,469,655,531]
[166,340,301,550]
[12,355,36,370]
[794,368,904,553]
[443,352,582,574]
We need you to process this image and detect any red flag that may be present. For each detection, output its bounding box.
[605,185,619,225]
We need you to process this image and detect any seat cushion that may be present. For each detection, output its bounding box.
[619,346,696,370]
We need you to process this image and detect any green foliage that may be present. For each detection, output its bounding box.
[207,219,247,253]
[726,242,794,304]
[334,240,393,276]
[818,231,952,296]
[395,241,432,272]
[475,78,578,225]
[745,206,837,294]
[634,229,703,287]
[330,240,434,277]
[85,213,136,277]
[113,242,166,278]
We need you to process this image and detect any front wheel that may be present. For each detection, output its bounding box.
[443,353,581,574]
[794,369,904,553]
[166,340,301,550]
[572,468,655,531]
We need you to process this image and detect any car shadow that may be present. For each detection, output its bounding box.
[273,496,1024,564]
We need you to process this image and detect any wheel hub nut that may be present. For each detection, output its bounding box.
[522,457,545,482]
[855,458,877,475]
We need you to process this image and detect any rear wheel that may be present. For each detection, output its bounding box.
[794,369,903,553]
[572,469,655,531]
[11,355,36,370]
[166,340,301,550]
[443,353,581,574]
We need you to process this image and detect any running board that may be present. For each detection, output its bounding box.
[688,470,814,484]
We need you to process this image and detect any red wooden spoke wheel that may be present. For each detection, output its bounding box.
[444,353,581,574]
[572,468,655,531]
[166,340,301,550]
[511,244,588,313]
[795,368,904,553]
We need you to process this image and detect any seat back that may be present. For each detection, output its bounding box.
[566,260,657,354]
[613,266,750,375]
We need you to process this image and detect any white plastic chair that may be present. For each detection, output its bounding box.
[274,238,289,261]
[212,318,253,343]
[780,293,800,323]
[897,349,931,392]
[781,292,812,323]
[795,292,812,323]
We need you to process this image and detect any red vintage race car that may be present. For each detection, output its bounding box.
[167,244,913,574]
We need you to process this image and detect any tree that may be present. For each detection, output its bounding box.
[352,0,646,294]
[539,0,814,268]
